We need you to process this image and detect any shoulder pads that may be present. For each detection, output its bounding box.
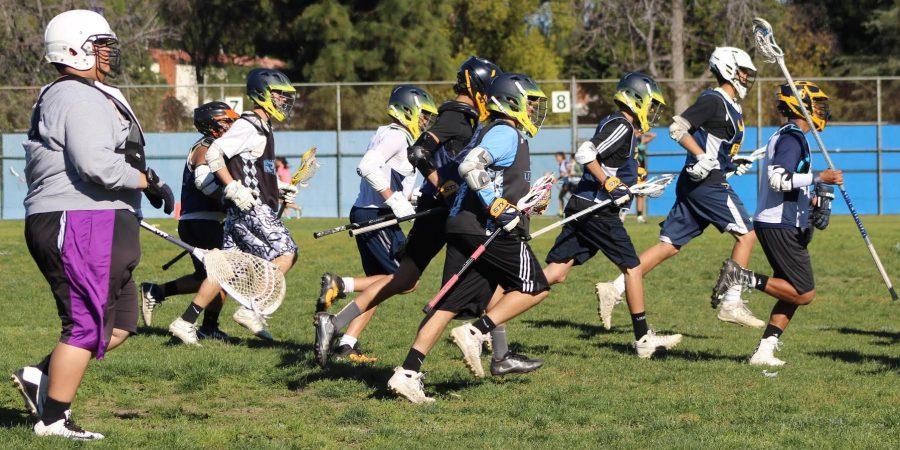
[438,101,479,120]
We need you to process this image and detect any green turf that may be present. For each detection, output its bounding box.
[0,216,898,448]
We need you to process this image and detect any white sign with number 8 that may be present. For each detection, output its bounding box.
[551,91,571,114]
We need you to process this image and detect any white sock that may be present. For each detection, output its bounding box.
[342,277,355,293]
[722,285,743,307]
[612,275,626,295]
[339,335,358,348]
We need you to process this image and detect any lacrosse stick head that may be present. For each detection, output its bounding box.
[517,174,556,216]
[630,173,675,199]
[204,249,285,315]
[752,17,782,63]
[292,147,320,188]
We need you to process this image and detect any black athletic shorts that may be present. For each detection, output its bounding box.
[546,197,640,269]
[178,219,224,279]
[435,232,549,319]
[397,208,449,272]
[25,209,141,359]
[757,226,815,295]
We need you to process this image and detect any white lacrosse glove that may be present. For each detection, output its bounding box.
[224,180,258,211]
[768,165,793,192]
[278,180,298,204]
[686,154,717,181]
[731,155,755,177]
[384,191,416,218]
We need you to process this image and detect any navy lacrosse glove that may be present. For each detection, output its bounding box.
[810,182,834,230]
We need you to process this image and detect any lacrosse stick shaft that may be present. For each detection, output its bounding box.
[767,39,897,300]
[139,221,203,260]
[424,227,504,313]
[161,250,189,270]
[348,208,446,237]
[528,199,612,240]
[314,215,396,239]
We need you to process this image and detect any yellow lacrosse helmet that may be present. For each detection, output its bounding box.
[613,72,666,133]
[246,68,297,122]
[776,80,830,131]
[486,72,547,138]
[387,85,438,140]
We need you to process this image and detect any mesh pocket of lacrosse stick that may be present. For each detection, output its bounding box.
[517,174,556,216]
[630,174,675,198]
[204,249,286,315]
[293,147,320,188]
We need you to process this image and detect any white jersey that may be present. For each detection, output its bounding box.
[353,124,416,209]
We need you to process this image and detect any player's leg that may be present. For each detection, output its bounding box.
[387,310,457,404]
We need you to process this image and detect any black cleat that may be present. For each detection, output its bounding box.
[313,312,337,367]
[316,273,346,312]
[490,352,544,376]
[197,327,232,342]
[11,366,45,417]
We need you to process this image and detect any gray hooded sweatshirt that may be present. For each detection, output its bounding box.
[23,78,144,216]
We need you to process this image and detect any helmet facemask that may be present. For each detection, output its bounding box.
[777,81,830,132]
[733,66,757,99]
[270,90,296,121]
[86,36,121,78]
[210,110,239,138]
[614,73,667,133]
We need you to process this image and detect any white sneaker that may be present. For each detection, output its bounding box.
[636,215,647,224]
[387,367,435,404]
[633,330,683,358]
[140,282,163,326]
[749,336,786,366]
[718,301,765,328]
[169,318,201,346]
[34,410,104,441]
[233,307,273,340]
[450,323,486,378]
[595,282,622,330]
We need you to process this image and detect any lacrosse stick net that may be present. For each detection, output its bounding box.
[293,146,320,188]
[204,249,286,315]
[517,174,556,216]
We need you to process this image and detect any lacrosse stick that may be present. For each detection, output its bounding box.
[753,17,896,300]
[423,175,557,313]
[277,146,319,219]
[726,146,767,179]
[161,250,189,270]
[348,207,447,237]
[528,174,675,240]
[139,221,286,314]
[9,166,26,184]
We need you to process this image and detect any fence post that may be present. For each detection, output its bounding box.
[876,77,882,215]
[335,83,342,218]
[570,77,577,152]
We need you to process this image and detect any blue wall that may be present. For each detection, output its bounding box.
[3,124,898,219]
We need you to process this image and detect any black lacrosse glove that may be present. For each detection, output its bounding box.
[810,182,834,230]
[604,176,631,206]
[488,198,521,232]
[144,168,175,215]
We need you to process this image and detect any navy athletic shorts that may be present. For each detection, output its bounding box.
[659,175,753,247]
[546,197,640,269]
[757,226,815,295]
[349,206,406,276]
[25,209,141,359]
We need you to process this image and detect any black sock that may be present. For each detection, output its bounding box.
[41,396,70,424]
[472,316,496,334]
[35,354,52,374]
[754,274,770,292]
[180,302,204,323]
[762,323,784,339]
[201,309,221,330]
[631,312,649,340]
[402,348,426,372]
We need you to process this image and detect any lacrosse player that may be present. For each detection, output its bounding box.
[713,81,841,366]
[167,68,299,345]
[314,57,504,366]
[595,47,765,329]
[139,102,238,339]
[315,85,437,361]
[385,73,551,403]
[11,9,174,440]
[540,73,682,357]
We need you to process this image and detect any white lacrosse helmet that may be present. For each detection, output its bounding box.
[709,47,757,100]
[44,9,118,71]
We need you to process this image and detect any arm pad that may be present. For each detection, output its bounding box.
[458,146,493,191]
[206,142,226,172]
[356,152,390,192]
[408,132,440,176]
[575,140,597,165]
[193,164,219,196]
[669,115,691,142]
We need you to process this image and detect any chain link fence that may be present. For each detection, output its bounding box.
[1,76,898,218]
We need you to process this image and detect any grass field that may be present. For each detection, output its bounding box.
[0,216,897,448]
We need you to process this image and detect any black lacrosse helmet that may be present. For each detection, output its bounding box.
[193,101,239,138]
[455,56,502,121]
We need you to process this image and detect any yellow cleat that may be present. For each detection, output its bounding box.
[316,272,346,312]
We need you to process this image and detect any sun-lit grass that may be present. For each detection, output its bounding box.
[1,216,898,448]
